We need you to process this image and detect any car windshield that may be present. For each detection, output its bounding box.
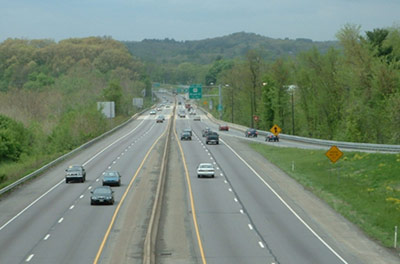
[67,166,81,172]
[93,188,111,195]
[200,164,213,169]
[104,176,118,180]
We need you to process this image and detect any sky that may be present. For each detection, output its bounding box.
[1,0,399,42]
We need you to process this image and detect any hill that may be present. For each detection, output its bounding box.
[123,32,339,64]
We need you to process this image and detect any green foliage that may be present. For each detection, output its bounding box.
[48,106,107,153]
[103,80,123,114]
[250,143,400,248]
[0,36,149,190]
[216,26,400,144]
[0,114,31,161]
[123,32,338,65]
[205,58,234,85]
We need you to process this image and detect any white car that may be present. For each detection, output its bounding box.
[197,163,215,178]
[149,110,156,115]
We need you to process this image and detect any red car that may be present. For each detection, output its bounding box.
[219,125,229,131]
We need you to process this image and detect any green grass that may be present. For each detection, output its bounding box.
[249,143,400,248]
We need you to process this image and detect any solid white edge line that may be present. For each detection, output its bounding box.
[220,138,349,264]
[0,116,147,231]
[0,179,64,232]
[26,254,34,262]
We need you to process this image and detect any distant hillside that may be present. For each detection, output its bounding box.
[123,32,339,64]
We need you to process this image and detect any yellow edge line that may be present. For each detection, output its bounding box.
[93,123,168,264]
[173,119,207,264]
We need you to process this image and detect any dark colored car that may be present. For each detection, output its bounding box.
[180,131,192,140]
[90,186,114,205]
[245,128,258,137]
[265,132,279,142]
[102,171,121,186]
[219,125,229,131]
[206,132,219,144]
[65,165,86,183]
[202,127,211,137]
[183,128,192,137]
[156,116,164,123]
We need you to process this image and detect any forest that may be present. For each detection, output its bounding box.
[0,37,150,188]
[127,27,400,144]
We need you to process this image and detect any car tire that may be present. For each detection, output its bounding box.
[65,179,69,183]
[216,141,219,144]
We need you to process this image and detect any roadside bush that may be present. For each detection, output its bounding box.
[0,114,31,161]
[48,105,107,153]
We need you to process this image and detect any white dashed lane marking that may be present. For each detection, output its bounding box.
[26,254,34,262]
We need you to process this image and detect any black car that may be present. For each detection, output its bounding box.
[265,132,279,142]
[245,128,258,137]
[102,171,121,186]
[180,131,192,140]
[202,127,211,137]
[183,128,192,137]
[91,186,114,205]
[65,165,86,183]
[206,132,219,144]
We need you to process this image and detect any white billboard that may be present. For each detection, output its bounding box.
[133,98,144,108]
[97,101,115,118]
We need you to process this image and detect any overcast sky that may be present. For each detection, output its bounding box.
[1,0,399,42]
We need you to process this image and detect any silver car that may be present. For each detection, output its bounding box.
[197,163,215,178]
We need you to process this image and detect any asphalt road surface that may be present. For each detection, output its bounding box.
[0,97,398,264]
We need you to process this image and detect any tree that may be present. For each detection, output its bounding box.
[103,80,123,114]
[246,50,262,127]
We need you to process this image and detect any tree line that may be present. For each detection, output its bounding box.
[199,26,400,144]
[0,37,150,186]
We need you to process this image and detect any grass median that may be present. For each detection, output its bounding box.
[249,142,400,249]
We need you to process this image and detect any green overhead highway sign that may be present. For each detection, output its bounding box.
[189,84,202,99]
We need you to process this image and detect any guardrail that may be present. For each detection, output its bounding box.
[0,109,148,196]
[198,106,400,153]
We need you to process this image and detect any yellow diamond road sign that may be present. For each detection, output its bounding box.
[270,124,282,136]
[326,146,343,163]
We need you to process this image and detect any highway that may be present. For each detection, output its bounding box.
[0,96,397,264]
[175,106,351,264]
[0,110,170,264]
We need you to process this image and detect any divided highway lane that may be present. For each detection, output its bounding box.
[178,114,357,264]
[0,109,171,264]
[176,116,276,264]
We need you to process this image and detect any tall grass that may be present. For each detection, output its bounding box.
[249,143,400,248]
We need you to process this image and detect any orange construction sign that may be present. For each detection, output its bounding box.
[326,146,343,163]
